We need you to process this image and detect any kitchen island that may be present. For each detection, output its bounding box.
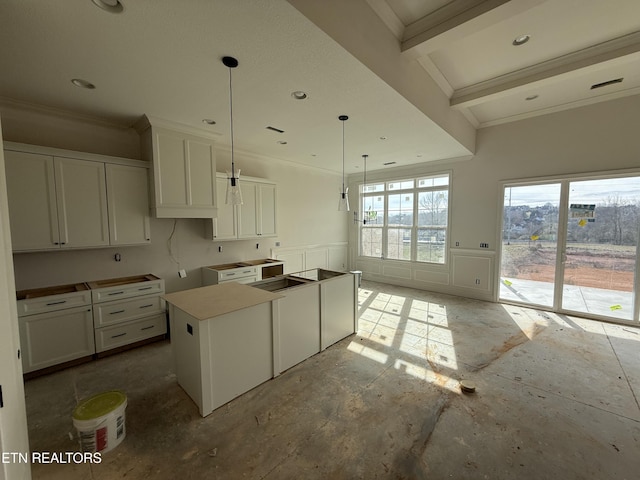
[164,269,357,417]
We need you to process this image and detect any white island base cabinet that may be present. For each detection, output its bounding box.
[169,301,274,417]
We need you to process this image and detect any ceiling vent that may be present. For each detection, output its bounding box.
[590,78,623,90]
[265,126,285,133]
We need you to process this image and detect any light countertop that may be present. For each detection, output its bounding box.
[164,282,283,320]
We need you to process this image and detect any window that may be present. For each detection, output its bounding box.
[359,173,449,264]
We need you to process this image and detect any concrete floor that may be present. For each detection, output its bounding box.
[25,281,640,479]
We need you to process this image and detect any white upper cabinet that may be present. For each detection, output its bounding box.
[206,174,277,241]
[137,116,217,218]
[4,150,60,251]
[238,179,277,239]
[4,143,151,252]
[54,156,110,248]
[106,164,151,245]
[5,151,109,250]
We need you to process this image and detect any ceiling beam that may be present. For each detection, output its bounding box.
[401,0,546,56]
[450,31,640,109]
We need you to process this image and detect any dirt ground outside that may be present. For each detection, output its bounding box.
[501,243,636,292]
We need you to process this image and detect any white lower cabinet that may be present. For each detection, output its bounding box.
[89,275,166,355]
[16,285,95,374]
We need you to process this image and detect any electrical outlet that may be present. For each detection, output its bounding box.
[275,241,281,247]
[178,269,187,278]
[218,246,222,253]
[455,241,460,247]
[480,243,489,248]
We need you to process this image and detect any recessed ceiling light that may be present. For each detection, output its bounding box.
[71,78,95,89]
[379,136,387,140]
[91,0,124,13]
[291,91,307,100]
[277,141,287,145]
[512,34,530,46]
[525,94,539,101]
[202,119,216,125]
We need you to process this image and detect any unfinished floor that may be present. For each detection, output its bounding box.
[25,281,640,479]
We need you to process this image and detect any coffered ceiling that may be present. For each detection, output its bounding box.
[0,0,638,174]
[367,0,640,127]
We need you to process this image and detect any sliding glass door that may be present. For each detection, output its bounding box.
[500,183,561,308]
[561,177,639,321]
[499,174,640,323]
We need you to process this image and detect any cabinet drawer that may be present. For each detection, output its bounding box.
[17,289,92,317]
[93,295,165,328]
[219,266,257,281]
[95,313,167,353]
[220,276,258,285]
[91,279,164,303]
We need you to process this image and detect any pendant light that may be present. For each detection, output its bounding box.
[354,154,369,224]
[338,115,350,211]
[222,56,243,205]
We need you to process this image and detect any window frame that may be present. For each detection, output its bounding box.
[357,172,451,265]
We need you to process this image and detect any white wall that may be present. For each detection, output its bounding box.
[2,106,348,294]
[0,116,31,480]
[348,94,640,299]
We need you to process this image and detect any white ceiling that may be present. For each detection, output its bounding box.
[1,0,639,175]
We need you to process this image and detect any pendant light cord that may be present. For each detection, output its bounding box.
[342,120,345,193]
[228,66,235,180]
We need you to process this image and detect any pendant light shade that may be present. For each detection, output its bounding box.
[338,115,350,211]
[223,55,243,205]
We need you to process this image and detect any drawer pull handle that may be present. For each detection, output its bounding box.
[140,304,154,309]
[46,300,67,306]
[138,286,153,291]
[109,310,126,315]
[110,332,127,339]
[108,291,125,296]
[141,325,155,331]
[243,270,252,273]
[227,273,235,276]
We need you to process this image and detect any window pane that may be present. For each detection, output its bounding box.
[388,193,413,226]
[362,183,385,193]
[418,190,448,227]
[388,180,414,190]
[417,228,446,263]
[361,227,383,257]
[387,228,412,260]
[418,174,449,188]
[362,194,384,225]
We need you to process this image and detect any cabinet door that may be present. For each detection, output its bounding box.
[185,138,216,208]
[211,175,237,240]
[151,127,216,218]
[237,181,258,238]
[258,182,277,237]
[106,164,151,245]
[54,157,109,247]
[19,305,95,373]
[4,150,60,250]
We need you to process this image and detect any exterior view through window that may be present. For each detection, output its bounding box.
[359,173,449,264]
[500,174,640,322]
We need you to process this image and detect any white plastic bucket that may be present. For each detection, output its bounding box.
[72,390,127,454]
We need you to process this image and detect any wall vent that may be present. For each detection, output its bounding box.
[590,78,623,90]
[265,126,285,133]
